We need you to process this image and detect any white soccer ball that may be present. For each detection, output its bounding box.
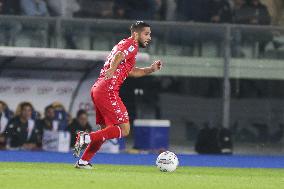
[156,151,179,172]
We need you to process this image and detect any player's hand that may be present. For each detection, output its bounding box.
[151,60,163,72]
[105,67,115,80]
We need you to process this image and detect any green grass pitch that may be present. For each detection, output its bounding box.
[0,162,283,189]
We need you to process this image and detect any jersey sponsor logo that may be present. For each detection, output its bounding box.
[128,45,135,52]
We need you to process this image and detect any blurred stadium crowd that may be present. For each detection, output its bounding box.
[0,0,283,25]
[0,0,283,57]
[0,100,93,150]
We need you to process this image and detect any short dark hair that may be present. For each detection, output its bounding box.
[44,105,54,113]
[130,21,150,33]
[20,102,33,111]
[0,100,6,107]
[76,109,88,118]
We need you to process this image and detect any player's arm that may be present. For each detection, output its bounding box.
[105,51,125,80]
[129,60,163,78]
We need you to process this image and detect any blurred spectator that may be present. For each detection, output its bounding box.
[20,0,50,47]
[0,101,14,119]
[36,105,60,148]
[46,0,80,49]
[0,0,21,46]
[51,102,69,130]
[267,0,284,25]
[0,101,10,149]
[0,1,2,13]
[231,0,248,57]
[51,101,66,112]
[208,0,232,23]
[113,0,124,19]
[36,105,57,131]
[5,102,41,150]
[233,0,270,24]
[232,0,272,57]
[247,0,271,25]
[176,0,209,22]
[153,0,163,20]
[2,0,21,15]
[76,0,113,18]
[113,0,158,20]
[161,0,177,21]
[46,0,80,17]
[199,0,232,57]
[66,109,92,147]
[20,0,49,16]
[232,0,250,24]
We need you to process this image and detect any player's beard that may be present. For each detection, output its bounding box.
[138,40,146,48]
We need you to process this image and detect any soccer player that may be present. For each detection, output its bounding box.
[74,21,162,169]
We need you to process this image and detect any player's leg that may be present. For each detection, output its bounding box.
[77,118,130,167]
[73,104,105,156]
[118,122,130,137]
[79,122,129,162]
[75,90,129,168]
[75,124,106,169]
[85,96,130,142]
[80,122,106,163]
[76,122,129,169]
[74,91,106,169]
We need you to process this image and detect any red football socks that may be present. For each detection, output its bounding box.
[81,140,104,161]
[81,126,122,161]
[89,125,122,142]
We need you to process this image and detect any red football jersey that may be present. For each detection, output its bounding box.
[94,37,139,91]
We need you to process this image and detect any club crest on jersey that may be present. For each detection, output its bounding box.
[128,45,135,52]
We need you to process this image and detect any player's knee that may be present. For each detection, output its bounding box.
[119,123,130,137]
[121,126,130,137]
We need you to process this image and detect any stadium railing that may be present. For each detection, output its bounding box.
[1,16,284,78]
